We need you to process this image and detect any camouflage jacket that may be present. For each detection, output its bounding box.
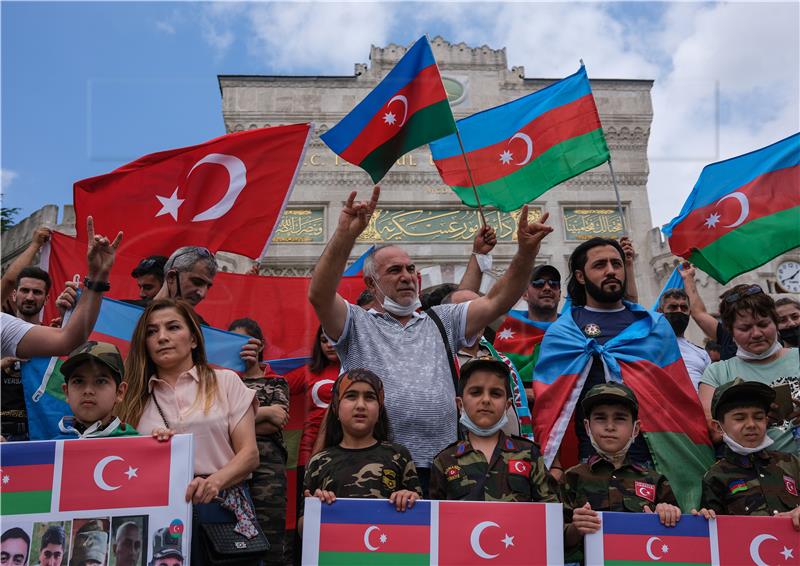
[242,374,289,455]
[429,432,559,502]
[561,455,676,521]
[302,441,422,513]
[701,446,800,516]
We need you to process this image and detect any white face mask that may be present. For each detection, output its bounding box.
[736,339,782,361]
[585,423,638,466]
[373,279,421,317]
[460,410,509,437]
[720,427,774,455]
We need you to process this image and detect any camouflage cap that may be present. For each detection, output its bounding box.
[151,527,183,560]
[711,377,776,420]
[459,356,511,383]
[61,341,124,383]
[581,381,638,417]
[70,521,108,565]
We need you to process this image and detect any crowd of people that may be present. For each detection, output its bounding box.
[1,189,799,565]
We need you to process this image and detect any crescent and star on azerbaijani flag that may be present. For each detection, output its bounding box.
[362,526,388,551]
[156,153,248,222]
[703,191,750,229]
[383,95,409,127]
[645,536,668,561]
[499,131,534,166]
[93,455,138,491]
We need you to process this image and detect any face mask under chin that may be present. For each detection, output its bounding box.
[585,424,638,466]
[373,280,420,317]
[719,425,774,455]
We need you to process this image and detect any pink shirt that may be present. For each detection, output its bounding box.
[138,367,257,476]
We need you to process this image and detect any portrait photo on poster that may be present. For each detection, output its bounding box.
[110,516,148,566]
[67,517,110,566]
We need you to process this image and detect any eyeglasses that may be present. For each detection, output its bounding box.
[530,279,560,289]
[723,284,763,303]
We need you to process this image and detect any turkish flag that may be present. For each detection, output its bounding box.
[74,124,311,259]
[438,501,557,565]
[716,515,799,565]
[58,436,171,511]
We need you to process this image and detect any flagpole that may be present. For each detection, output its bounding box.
[606,158,628,236]
[454,128,488,226]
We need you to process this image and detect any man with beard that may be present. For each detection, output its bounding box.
[658,288,710,392]
[12,267,51,324]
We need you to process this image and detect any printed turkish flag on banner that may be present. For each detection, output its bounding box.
[58,436,171,511]
[437,501,562,565]
[74,124,312,259]
[715,515,799,565]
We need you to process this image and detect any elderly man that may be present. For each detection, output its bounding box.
[156,246,217,307]
[308,187,552,493]
[111,522,141,566]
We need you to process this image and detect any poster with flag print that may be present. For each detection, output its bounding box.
[1,435,193,565]
[301,498,563,565]
[585,511,799,565]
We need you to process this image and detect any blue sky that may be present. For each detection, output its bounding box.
[2,1,798,227]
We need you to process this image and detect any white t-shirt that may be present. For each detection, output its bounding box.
[677,337,711,392]
[1,312,35,358]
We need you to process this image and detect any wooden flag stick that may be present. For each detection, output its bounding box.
[606,158,628,236]
[454,127,488,226]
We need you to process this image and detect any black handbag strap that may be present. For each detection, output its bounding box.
[425,307,459,394]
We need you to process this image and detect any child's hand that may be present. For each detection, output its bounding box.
[389,490,419,512]
[776,507,800,531]
[151,427,175,442]
[572,503,601,535]
[691,508,716,520]
[645,503,681,527]
[304,488,336,505]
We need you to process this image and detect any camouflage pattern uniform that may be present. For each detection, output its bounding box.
[429,432,559,502]
[302,441,422,514]
[701,447,800,515]
[243,374,289,566]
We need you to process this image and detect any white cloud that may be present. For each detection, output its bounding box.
[1,169,19,190]
[155,20,176,35]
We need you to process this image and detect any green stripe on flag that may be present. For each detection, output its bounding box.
[360,99,457,183]
[688,206,800,284]
[319,551,429,565]
[45,359,67,401]
[0,490,52,515]
[606,561,711,566]
[644,431,714,511]
[452,128,609,211]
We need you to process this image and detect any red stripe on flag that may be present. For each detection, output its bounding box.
[604,533,711,563]
[494,317,546,355]
[435,94,602,187]
[668,165,800,257]
[533,372,582,456]
[0,464,54,493]
[340,64,448,165]
[319,523,430,554]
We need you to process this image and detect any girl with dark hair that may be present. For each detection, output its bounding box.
[300,369,421,526]
[298,326,340,466]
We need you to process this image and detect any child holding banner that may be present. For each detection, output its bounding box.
[301,369,421,526]
[428,356,558,502]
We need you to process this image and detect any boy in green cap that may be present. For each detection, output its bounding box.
[56,341,138,439]
[701,378,800,528]
[562,382,683,558]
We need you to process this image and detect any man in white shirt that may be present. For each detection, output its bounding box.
[657,288,711,391]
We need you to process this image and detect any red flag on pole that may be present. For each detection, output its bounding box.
[74,124,312,260]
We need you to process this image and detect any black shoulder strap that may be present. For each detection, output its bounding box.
[425,307,459,395]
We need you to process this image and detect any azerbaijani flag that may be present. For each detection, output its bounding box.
[0,441,56,514]
[532,302,714,510]
[663,133,800,284]
[430,65,609,212]
[321,36,456,183]
[303,498,431,565]
[494,310,552,385]
[585,512,712,565]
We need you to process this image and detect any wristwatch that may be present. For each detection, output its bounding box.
[83,277,111,293]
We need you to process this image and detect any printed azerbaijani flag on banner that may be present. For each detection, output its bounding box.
[663,132,800,284]
[0,441,56,515]
[430,64,609,212]
[584,512,712,565]
[321,36,457,183]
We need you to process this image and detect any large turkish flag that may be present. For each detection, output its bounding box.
[716,515,799,565]
[58,436,171,511]
[74,124,311,259]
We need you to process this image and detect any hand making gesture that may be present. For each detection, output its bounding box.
[85,216,123,280]
[516,207,553,258]
[338,186,380,240]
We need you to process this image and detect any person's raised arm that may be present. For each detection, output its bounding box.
[465,208,552,339]
[679,263,719,339]
[16,217,122,359]
[1,227,51,307]
[308,186,380,341]
[620,236,639,304]
[458,225,496,292]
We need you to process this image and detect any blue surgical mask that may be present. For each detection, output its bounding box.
[460,410,509,437]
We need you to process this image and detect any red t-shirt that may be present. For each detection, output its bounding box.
[297,363,339,466]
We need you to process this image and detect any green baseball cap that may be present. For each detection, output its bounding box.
[582,381,639,418]
[711,377,775,420]
[61,341,124,383]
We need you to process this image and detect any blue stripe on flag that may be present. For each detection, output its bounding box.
[430,65,591,159]
[507,309,554,331]
[651,266,685,310]
[0,440,56,465]
[265,357,311,375]
[662,132,800,236]
[343,245,375,276]
[320,498,431,525]
[602,511,709,536]
[321,36,436,153]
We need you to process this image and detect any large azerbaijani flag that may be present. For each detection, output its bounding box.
[532,302,714,511]
[430,65,609,211]
[663,133,800,284]
[0,441,56,514]
[321,36,457,183]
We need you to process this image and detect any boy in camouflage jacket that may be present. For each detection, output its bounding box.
[429,356,558,502]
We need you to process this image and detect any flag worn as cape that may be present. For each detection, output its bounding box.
[532,301,714,510]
